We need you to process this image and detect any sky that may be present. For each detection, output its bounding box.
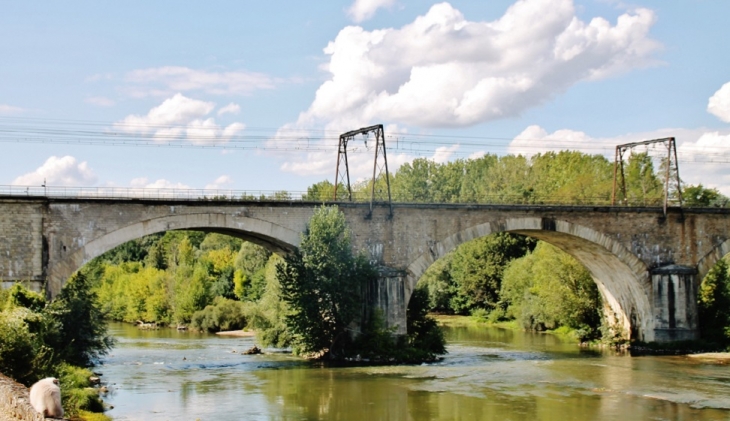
[1,0,730,197]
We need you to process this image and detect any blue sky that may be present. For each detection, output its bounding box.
[2,0,729,195]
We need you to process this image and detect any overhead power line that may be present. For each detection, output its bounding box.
[0,116,729,163]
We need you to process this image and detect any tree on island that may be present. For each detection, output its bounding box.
[276,206,447,361]
[277,206,373,358]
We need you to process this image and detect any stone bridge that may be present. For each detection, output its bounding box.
[1,196,729,343]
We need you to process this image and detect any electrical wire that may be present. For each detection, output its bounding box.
[1,116,729,163]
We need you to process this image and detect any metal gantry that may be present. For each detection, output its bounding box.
[611,137,683,215]
[333,124,392,217]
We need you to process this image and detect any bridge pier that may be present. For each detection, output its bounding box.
[651,265,699,342]
[365,268,408,335]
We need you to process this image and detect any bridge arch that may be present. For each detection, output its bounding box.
[406,217,653,340]
[47,213,301,297]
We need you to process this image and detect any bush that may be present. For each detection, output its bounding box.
[406,288,446,359]
[190,297,247,332]
[698,258,730,347]
[7,284,45,312]
[0,308,37,384]
[57,364,105,416]
[349,289,447,363]
[350,310,397,360]
[45,272,114,367]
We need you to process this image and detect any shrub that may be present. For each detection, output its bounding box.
[190,297,247,332]
[0,309,37,383]
[57,364,105,416]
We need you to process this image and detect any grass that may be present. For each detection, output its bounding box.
[431,314,520,330]
[57,364,108,420]
[75,410,113,421]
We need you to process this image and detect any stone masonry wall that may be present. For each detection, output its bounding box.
[0,200,45,290]
[0,373,44,421]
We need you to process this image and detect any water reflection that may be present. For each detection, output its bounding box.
[101,323,730,420]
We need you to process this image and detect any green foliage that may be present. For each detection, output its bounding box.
[57,364,105,416]
[350,310,397,360]
[277,206,375,357]
[89,231,277,329]
[190,297,247,332]
[0,280,112,421]
[304,180,349,202]
[245,255,293,348]
[0,308,38,383]
[200,233,243,251]
[417,256,454,313]
[683,184,727,207]
[349,288,446,362]
[623,152,663,205]
[501,242,602,340]
[233,242,271,301]
[7,283,45,312]
[698,258,730,347]
[405,288,446,358]
[45,272,114,367]
[448,233,535,314]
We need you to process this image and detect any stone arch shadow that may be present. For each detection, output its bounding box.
[47,213,301,297]
[406,217,654,341]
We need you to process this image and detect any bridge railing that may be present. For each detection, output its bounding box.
[0,184,726,207]
[0,185,310,201]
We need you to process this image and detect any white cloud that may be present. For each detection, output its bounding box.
[508,125,598,155]
[130,177,191,189]
[432,144,459,164]
[708,82,730,123]
[508,125,730,196]
[468,151,486,160]
[12,156,97,186]
[85,96,116,107]
[0,104,25,114]
[677,131,730,195]
[123,66,275,98]
[113,93,245,145]
[205,175,234,190]
[294,0,659,129]
[218,103,241,116]
[347,0,396,22]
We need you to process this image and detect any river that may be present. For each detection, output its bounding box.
[99,322,730,420]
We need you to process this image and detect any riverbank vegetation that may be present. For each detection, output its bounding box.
[0,277,112,420]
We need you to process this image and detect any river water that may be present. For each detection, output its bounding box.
[99,322,730,420]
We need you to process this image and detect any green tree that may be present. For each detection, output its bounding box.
[624,152,663,205]
[45,272,114,367]
[417,255,455,313]
[683,184,726,207]
[277,206,375,357]
[448,233,535,314]
[233,242,271,301]
[244,254,293,348]
[190,297,247,333]
[200,233,243,252]
[501,242,602,339]
[405,288,446,358]
[304,180,349,202]
[390,158,438,202]
[698,258,730,346]
[459,154,498,203]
